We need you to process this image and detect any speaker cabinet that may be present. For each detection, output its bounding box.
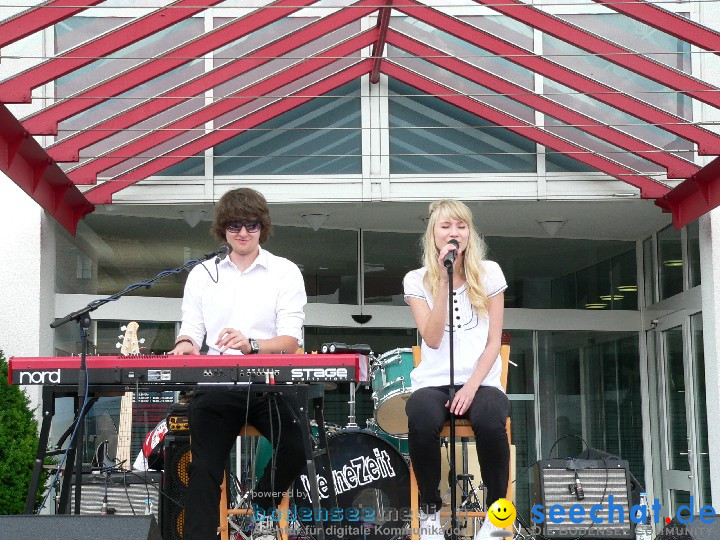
[0,515,161,540]
[70,471,161,519]
[656,516,720,539]
[534,459,634,539]
[161,432,191,540]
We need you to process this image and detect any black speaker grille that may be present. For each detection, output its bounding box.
[535,460,634,539]
[162,434,190,540]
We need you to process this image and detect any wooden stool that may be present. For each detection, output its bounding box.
[218,425,290,540]
[409,337,515,539]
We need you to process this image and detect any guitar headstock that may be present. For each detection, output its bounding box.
[119,321,140,356]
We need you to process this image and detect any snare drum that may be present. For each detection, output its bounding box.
[371,348,414,435]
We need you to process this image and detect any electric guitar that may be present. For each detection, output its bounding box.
[116,321,140,468]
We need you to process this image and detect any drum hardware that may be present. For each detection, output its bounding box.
[293,429,410,540]
[346,382,360,428]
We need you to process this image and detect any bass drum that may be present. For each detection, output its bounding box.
[293,429,410,540]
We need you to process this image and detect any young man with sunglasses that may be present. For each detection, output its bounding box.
[169,188,307,540]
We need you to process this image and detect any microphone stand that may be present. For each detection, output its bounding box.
[447,260,458,540]
[51,247,225,514]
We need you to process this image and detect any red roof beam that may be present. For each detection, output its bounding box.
[369,0,393,84]
[0,104,93,234]
[382,63,670,199]
[656,156,720,228]
[43,0,377,158]
[0,0,225,104]
[589,0,720,56]
[387,29,699,179]
[0,0,105,49]
[84,60,373,204]
[472,0,720,110]
[398,2,720,155]
[68,31,376,184]
[22,0,326,136]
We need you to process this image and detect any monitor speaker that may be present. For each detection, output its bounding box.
[0,515,161,539]
[534,458,634,539]
[69,471,161,519]
[161,431,190,540]
[655,516,720,539]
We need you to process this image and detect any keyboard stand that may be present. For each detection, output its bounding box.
[25,383,337,540]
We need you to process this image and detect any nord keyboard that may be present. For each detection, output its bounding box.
[9,354,369,386]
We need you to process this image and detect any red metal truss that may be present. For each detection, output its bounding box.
[369,0,393,84]
[472,0,720,110]
[0,0,105,49]
[398,2,720,155]
[387,29,699,179]
[656,157,720,228]
[590,0,720,55]
[22,0,325,135]
[0,0,225,104]
[44,1,378,160]
[382,63,670,198]
[0,104,93,234]
[84,60,373,204]
[68,31,376,185]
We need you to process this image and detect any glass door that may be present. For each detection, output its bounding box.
[653,311,707,518]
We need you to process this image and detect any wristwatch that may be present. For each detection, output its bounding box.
[249,338,260,354]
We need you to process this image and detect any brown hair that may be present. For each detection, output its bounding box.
[211,188,271,243]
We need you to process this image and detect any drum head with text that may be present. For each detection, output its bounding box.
[293,429,410,540]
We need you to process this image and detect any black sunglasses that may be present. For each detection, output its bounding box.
[226,220,262,233]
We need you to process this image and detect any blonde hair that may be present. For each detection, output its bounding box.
[422,200,489,315]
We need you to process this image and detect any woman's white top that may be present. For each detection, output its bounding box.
[403,260,507,391]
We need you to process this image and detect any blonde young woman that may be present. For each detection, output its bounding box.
[403,200,510,540]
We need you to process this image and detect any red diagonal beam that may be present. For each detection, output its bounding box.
[0,104,93,234]
[656,157,720,228]
[388,29,699,179]
[84,60,373,204]
[473,0,720,109]
[399,2,720,155]
[383,62,669,198]
[0,0,224,104]
[0,0,105,49]
[68,32,376,184]
[590,0,720,56]
[43,0,377,159]
[22,0,324,135]
[369,0,392,84]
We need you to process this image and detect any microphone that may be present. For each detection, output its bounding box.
[443,239,460,268]
[214,242,233,264]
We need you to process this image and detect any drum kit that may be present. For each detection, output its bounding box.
[233,349,417,540]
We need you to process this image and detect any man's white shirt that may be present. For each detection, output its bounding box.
[179,246,306,355]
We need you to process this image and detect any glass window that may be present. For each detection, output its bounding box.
[487,237,636,310]
[537,331,643,484]
[388,79,537,174]
[213,81,362,175]
[687,220,701,288]
[55,214,217,298]
[658,225,683,300]
[663,326,688,471]
[265,226,358,305]
[363,231,421,306]
[505,330,536,520]
[643,236,656,307]
[691,313,709,507]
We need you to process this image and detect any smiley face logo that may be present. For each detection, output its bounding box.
[487,498,516,528]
